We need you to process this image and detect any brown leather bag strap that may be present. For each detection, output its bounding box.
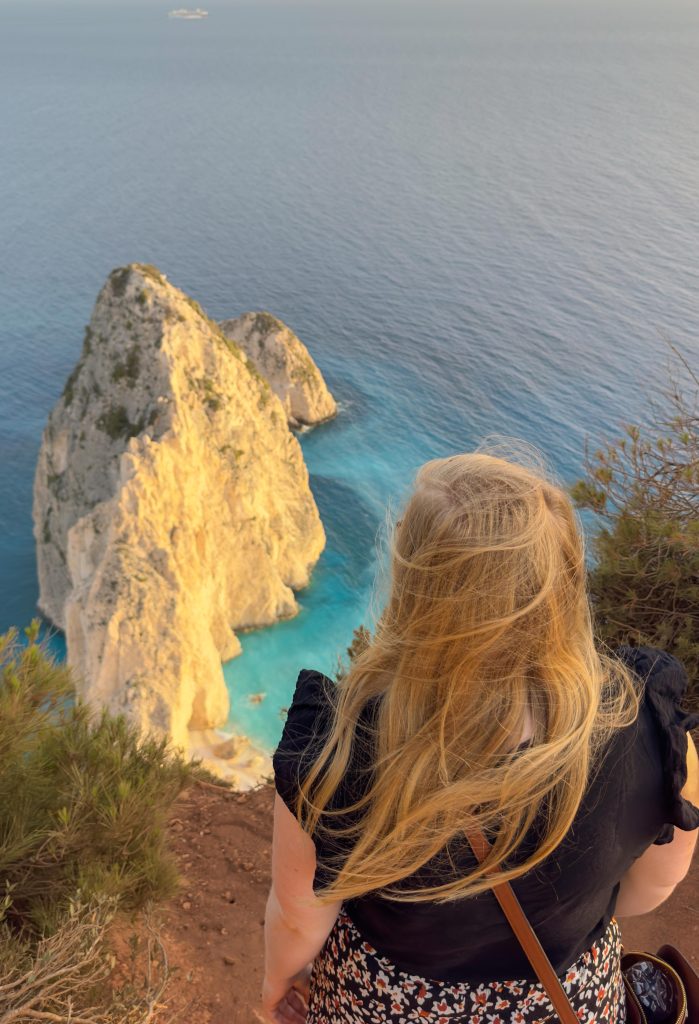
[466,829,579,1024]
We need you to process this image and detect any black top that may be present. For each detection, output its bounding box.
[273,646,699,983]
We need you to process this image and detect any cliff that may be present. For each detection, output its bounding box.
[219,312,337,428]
[32,264,325,762]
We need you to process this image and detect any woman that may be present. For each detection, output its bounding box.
[262,451,699,1024]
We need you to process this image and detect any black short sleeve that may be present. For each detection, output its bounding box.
[272,668,334,818]
[620,646,699,845]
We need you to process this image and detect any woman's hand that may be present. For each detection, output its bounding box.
[261,965,312,1024]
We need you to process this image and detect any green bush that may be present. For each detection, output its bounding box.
[96,404,144,441]
[253,311,283,335]
[571,352,698,709]
[335,625,372,682]
[110,268,132,298]
[111,347,141,386]
[61,360,82,407]
[133,263,165,287]
[0,622,194,936]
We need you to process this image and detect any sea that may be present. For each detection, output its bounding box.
[1,0,698,752]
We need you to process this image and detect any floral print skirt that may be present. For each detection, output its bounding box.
[307,910,626,1024]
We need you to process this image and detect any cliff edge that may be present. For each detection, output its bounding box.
[219,312,337,428]
[32,264,325,759]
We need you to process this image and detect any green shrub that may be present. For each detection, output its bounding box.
[184,295,205,319]
[196,375,223,412]
[335,625,372,682]
[111,347,141,386]
[110,268,132,298]
[97,404,144,441]
[61,360,82,407]
[0,622,199,1018]
[253,312,283,335]
[571,352,698,708]
[291,358,317,386]
[241,355,272,409]
[0,621,194,937]
[134,264,165,287]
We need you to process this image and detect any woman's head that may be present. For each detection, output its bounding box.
[298,446,638,904]
[384,452,589,708]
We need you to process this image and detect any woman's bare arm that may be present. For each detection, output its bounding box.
[616,733,699,918]
[262,793,342,1021]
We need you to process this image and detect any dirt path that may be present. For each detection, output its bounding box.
[151,783,698,1024]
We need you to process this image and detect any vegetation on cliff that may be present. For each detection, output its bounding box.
[335,625,372,681]
[572,352,698,709]
[0,621,197,1021]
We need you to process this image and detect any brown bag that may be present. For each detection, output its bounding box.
[466,829,698,1024]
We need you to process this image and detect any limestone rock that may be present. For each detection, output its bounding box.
[32,264,325,754]
[219,312,336,428]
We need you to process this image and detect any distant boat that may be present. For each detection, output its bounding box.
[168,8,208,18]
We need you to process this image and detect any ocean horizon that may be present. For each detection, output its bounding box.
[2,0,698,752]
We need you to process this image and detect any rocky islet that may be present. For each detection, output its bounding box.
[33,263,336,776]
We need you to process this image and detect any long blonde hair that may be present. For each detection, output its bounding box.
[297,447,639,903]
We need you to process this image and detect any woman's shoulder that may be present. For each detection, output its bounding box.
[613,643,695,728]
[271,668,336,813]
[282,667,335,733]
[612,644,699,843]
[274,668,336,754]
[614,644,689,693]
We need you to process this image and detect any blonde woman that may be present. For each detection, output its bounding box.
[262,451,699,1024]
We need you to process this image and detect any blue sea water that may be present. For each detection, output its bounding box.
[1,0,698,751]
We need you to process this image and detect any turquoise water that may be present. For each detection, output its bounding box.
[2,0,698,751]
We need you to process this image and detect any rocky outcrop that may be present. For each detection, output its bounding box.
[33,264,325,755]
[219,312,336,428]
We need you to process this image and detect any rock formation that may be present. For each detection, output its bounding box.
[33,264,325,759]
[219,312,337,428]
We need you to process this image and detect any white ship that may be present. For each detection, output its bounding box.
[168,8,208,18]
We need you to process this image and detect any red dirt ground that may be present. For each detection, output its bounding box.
[137,782,698,1024]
